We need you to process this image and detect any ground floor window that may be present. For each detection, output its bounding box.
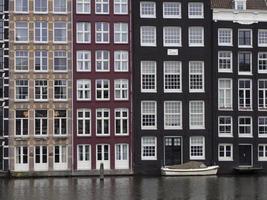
[54,145,68,170]
[258,117,267,137]
[115,144,129,169]
[15,146,29,171]
[141,137,157,160]
[96,144,110,169]
[218,144,233,161]
[258,144,267,161]
[77,144,91,170]
[190,136,205,160]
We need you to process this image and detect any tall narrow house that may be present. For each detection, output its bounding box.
[9,0,72,175]
[73,0,132,173]
[0,0,9,171]
[212,0,267,173]
[133,0,213,174]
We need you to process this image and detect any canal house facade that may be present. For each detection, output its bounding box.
[211,0,267,173]
[0,0,8,171]
[133,0,213,174]
[8,0,73,174]
[73,0,133,173]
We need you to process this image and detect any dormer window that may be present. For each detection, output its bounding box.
[234,0,246,11]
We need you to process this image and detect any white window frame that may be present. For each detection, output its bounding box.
[34,145,48,171]
[164,61,182,93]
[15,0,29,13]
[114,0,128,15]
[163,26,181,47]
[34,79,48,101]
[34,110,48,136]
[189,101,205,129]
[77,109,91,136]
[258,79,267,110]
[141,61,157,93]
[95,22,110,43]
[140,1,156,18]
[76,0,91,14]
[15,80,29,101]
[114,79,128,100]
[238,51,252,75]
[53,80,68,101]
[34,50,48,72]
[76,50,91,72]
[114,51,128,72]
[53,110,67,136]
[95,79,110,100]
[53,21,67,43]
[95,50,110,71]
[53,0,67,14]
[140,26,156,47]
[258,144,267,161]
[190,136,205,160]
[115,108,129,135]
[238,116,253,137]
[96,109,110,136]
[53,145,68,170]
[141,137,157,160]
[258,117,267,138]
[188,26,204,47]
[218,51,232,73]
[53,50,68,72]
[34,0,48,14]
[34,21,48,43]
[15,21,29,43]
[114,23,128,44]
[15,50,29,72]
[164,101,182,130]
[15,110,29,136]
[96,144,110,169]
[238,29,252,48]
[141,101,157,130]
[218,144,233,161]
[77,79,91,101]
[115,144,129,169]
[95,0,109,14]
[163,2,181,19]
[77,144,91,170]
[258,29,267,47]
[15,146,29,171]
[218,28,233,46]
[189,61,204,93]
[238,79,252,111]
[218,116,233,137]
[218,79,232,110]
[188,2,204,19]
[76,22,91,44]
[258,52,267,73]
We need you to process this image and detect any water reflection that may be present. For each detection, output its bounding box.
[0,176,267,200]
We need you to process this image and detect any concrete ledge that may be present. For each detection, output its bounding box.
[9,169,133,178]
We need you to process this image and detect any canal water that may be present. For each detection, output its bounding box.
[0,176,266,200]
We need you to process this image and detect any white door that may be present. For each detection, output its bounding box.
[53,145,68,170]
[96,144,110,169]
[15,146,29,171]
[115,144,129,169]
[77,144,91,170]
[34,146,48,171]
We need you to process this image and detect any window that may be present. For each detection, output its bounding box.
[34,0,47,13]
[76,22,91,43]
[164,61,182,93]
[77,109,91,136]
[95,50,110,71]
[35,110,48,136]
[34,146,48,169]
[15,0,28,12]
[54,110,67,136]
[238,29,252,47]
[218,144,233,161]
[141,101,157,129]
[258,144,267,161]
[115,144,129,169]
[114,0,128,14]
[96,144,110,169]
[77,51,91,71]
[54,145,67,170]
[77,79,91,100]
[163,2,181,18]
[35,50,48,72]
[54,0,67,13]
[114,51,128,72]
[114,23,128,44]
[15,80,28,101]
[15,110,28,136]
[54,80,67,100]
[258,52,267,73]
[140,26,156,47]
[15,146,28,167]
[95,0,109,14]
[188,2,204,18]
[35,21,48,43]
[96,79,109,100]
[141,137,157,160]
[235,0,246,10]
[77,145,91,170]
[15,50,28,71]
[189,27,204,47]
[0,22,3,41]
[114,79,128,100]
[238,52,252,74]
[190,136,205,160]
[259,117,267,137]
[218,79,232,110]
[218,116,233,137]
[140,2,156,18]
[259,80,267,110]
[238,79,252,110]
[141,61,156,92]
[258,30,267,47]
[96,109,110,135]
[15,21,28,42]
[218,51,232,72]
[35,80,48,101]
[115,108,128,135]
[95,22,109,43]
[164,101,182,129]
[189,101,205,129]
[54,51,67,71]
[189,61,204,92]
[163,27,181,47]
[218,29,233,46]
[238,116,252,137]
[54,22,67,43]
[76,0,91,14]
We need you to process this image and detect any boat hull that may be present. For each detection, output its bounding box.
[161,166,219,176]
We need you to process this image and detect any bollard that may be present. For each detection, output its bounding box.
[100,163,104,181]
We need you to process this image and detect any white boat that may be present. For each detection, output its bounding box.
[161,165,219,176]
